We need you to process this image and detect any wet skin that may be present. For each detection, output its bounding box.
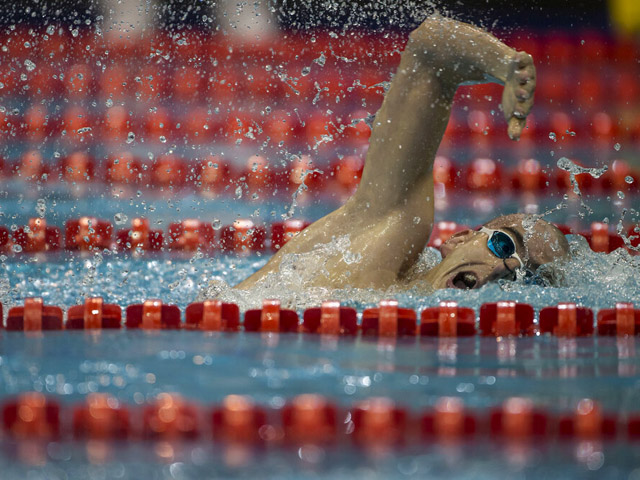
[236,16,568,291]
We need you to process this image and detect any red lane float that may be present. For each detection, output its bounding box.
[490,397,548,438]
[12,218,61,253]
[2,393,61,438]
[511,158,548,192]
[582,222,626,253]
[185,300,240,332]
[244,299,299,333]
[125,300,181,329]
[539,303,594,337]
[167,219,215,251]
[302,301,358,335]
[420,301,476,337]
[351,397,406,446]
[465,158,502,192]
[219,219,266,254]
[361,300,416,337]
[421,397,476,440]
[72,393,130,439]
[270,219,309,251]
[66,297,122,329]
[479,301,535,337]
[212,395,268,444]
[427,221,469,249]
[558,399,616,439]
[65,217,113,251]
[597,302,639,336]
[282,394,338,445]
[142,393,200,440]
[116,218,164,252]
[5,298,63,331]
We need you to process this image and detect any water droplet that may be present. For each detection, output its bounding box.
[625,175,634,184]
[35,198,46,217]
[301,66,311,76]
[614,143,621,151]
[235,186,243,199]
[23,59,36,72]
[46,25,55,35]
[11,244,22,253]
[114,213,128,225]
[126,132,135,144]
[105,98,113,107]
[71,28,79,38]
[548,132,557,142]
[212,219,221,230]
[617,191,625,199]
[413,216,421,225]
[159,135,167,143]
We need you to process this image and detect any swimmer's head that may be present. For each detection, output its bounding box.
[430,213,570,290]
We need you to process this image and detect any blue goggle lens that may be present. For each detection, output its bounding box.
[488,231,516,259]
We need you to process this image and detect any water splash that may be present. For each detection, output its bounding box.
[556,157,608,217]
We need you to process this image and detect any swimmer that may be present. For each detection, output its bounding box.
[237,15,570,291]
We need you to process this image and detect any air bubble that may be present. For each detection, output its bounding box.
[23,59,36,72]
[614,143,621,151]
[159,136,167,143]
[126,132,135,144]
[301,67,311,76]
[618,191,625,199]
[114,213,128,225]
[548,132,557,142]
[625,175,634,184]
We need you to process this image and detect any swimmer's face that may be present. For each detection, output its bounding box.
[432,214,570,290]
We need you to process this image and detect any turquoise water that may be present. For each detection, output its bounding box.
[1,192,639,479]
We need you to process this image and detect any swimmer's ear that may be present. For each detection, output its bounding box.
[502,51,536,141]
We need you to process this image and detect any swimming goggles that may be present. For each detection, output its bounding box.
[477,227,525,270]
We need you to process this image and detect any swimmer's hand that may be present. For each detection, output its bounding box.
[502,52,536,141]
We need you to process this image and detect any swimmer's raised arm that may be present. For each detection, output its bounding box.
[235,16,536,290]
[350,16,536,215]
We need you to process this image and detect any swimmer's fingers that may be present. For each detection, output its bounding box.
[502,51,536,140]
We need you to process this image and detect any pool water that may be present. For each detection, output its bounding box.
[1,189,639,479]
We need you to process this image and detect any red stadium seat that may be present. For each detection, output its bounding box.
[433,156,458,191]
[145,106,172,143]
[427,221,469,249]
[599,159,638,193]
[16,149,46,182]
[61,106,94,142]
[134,65,168,103]
[172,65,205,102]
[332,154,364,194]
[271,219,310,251]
